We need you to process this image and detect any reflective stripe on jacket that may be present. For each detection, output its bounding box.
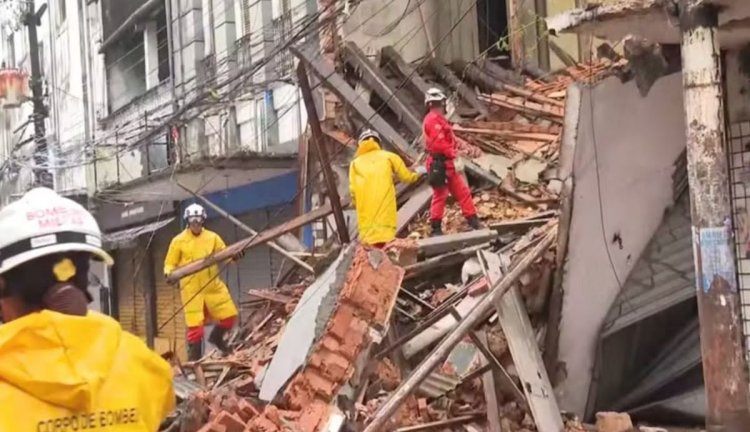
[0,310,175,431]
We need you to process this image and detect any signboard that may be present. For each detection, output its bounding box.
[95,200,175,232]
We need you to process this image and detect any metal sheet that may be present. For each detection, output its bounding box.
[602,193,694,336]
[629,386,706,422]
[613,319,701,410]
[173,375,203,400]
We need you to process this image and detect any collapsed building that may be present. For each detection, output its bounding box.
[154,40,666,431]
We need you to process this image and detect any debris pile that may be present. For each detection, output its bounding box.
[160,46,630,432]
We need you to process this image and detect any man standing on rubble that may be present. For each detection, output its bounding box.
[350,129,424,246]
[0,188,174,430]
[423,87,481,236]
[164,203,242,361]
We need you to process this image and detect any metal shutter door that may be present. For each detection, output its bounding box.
[152,221,188,360]
[115,246,148,341]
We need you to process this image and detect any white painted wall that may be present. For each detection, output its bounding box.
[0,0,91,197]
[51,0,90,196]
[556,73,687,416]
[343,0,479,64]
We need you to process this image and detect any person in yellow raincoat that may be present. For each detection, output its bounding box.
[164,203,241,361]
[349,129,425,246]
[0,187,174,431]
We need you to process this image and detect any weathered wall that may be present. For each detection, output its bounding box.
[53,0,91,195]
[557,73,686,416]
[725,48,750,364]
[342,0,479,64]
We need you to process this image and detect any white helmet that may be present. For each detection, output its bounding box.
[184,203,207,221]
[0,188,113,275]
[425,87,447,105]
[358,129,380,143]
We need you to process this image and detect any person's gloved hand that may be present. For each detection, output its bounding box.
[234,249,246,261]
[415,166,427,176]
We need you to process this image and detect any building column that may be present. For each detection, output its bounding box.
[679,1,750,430]
[212,0,236,65]
[170,0,206,160]
[144,20,160,89]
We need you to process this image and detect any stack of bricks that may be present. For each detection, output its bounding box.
[246,246,405,432]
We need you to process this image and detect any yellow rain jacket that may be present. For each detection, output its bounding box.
[0,309,175,431]
[164,228,239,327]
[349,138,420,245]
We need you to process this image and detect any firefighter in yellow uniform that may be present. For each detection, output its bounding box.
[0,188,174,431]
[164,203,241,361]
[349,129,424,246]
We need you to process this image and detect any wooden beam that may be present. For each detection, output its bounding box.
[416,229,498,257]
[166,202,339,283]
[489,218,552,235]
[479,250,564,432]
[297,62,350,244]
[478,58,525,86]
[478,331,503,432]
[396,184,432,235]
[394,414,484,432]
[428,58,489,119]
[381,46,431,96]
[297,131,310,242]
[176,182,315,274]
[404,243,490,281]
[362,227,557,432]
[342,42,422,135]
[291,44,417,163]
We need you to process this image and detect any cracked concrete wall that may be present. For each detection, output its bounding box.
[556,73,686,416]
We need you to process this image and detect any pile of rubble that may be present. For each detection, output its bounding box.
[159,53,639,432]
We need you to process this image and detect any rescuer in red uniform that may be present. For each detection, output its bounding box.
[422,87,480,236]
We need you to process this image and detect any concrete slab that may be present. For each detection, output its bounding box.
[258,245,356,401]
[416,229,498,257]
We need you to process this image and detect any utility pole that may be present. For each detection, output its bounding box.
[679,1,750,430]
[24,0,51,188]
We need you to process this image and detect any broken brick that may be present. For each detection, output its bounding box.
[327,304,357,341]
[309,350,352,383]
[235,399,260,423]
[233,376,257,396]
[214,411,247,432]
[295,401,330,432]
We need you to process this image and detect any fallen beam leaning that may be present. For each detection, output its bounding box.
[166,202,340,283]
[176,181,315,274]
[362,225,557,432]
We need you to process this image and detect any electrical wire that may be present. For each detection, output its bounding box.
[2,3,339,176]
[156,0,479,331]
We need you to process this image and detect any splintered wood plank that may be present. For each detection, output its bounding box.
[479,251,564,432]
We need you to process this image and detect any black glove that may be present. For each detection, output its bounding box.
[234,249,246,261]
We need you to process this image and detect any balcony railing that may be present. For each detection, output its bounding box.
[199,53,217,86]
[234,33,254,70]
[270,12,294,79]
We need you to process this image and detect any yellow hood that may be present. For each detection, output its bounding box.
[355,138,381,157]
[0,310,120,411]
